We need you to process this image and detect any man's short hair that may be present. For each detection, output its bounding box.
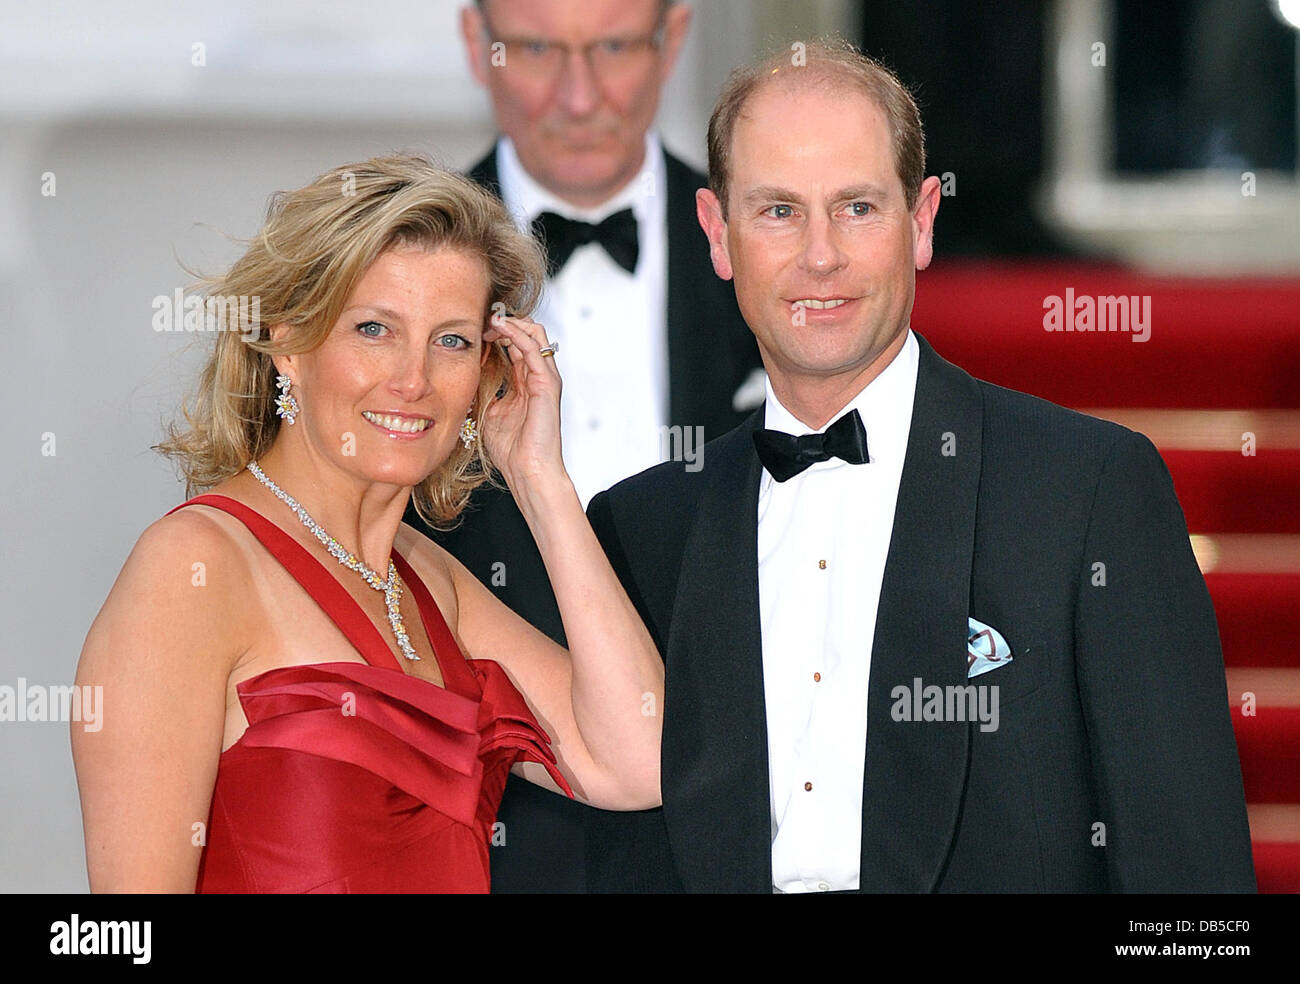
[707,38,926,217]
[474,0,672,19]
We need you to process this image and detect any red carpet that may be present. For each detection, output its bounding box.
[915,260,1300,893]
[1232,707,1300,803]
[912,261,1300,408]
[1252,842,1300,895]
[1162,451,1300,534]
[1209,574,1300,669]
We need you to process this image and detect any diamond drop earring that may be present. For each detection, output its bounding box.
[459,413,478,448]
[275,374,299,425]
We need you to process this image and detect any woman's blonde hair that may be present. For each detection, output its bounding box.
[157,152,545,528]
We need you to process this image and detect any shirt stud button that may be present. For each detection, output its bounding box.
[818,559,827,569]
[813,672,821,682]
[804,781,813,792]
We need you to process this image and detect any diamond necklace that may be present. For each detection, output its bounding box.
[246,460,419,661]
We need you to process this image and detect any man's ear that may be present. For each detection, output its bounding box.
[656,2,693,82]
[696,188,733,281]
[459,5,490,88]
[912,175,942,271]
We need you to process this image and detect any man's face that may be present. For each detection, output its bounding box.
[698,81,940,406]
[461,0,690,208]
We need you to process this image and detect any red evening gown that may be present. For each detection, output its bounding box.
[165,494,573,893]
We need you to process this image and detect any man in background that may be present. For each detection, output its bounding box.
[404,0,762,892]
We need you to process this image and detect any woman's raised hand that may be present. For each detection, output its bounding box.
[481,313,566,489]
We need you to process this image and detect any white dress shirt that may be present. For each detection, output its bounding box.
[757,330,919,893]
[495,133,669,508]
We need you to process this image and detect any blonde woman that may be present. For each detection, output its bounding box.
[72,154,663,893]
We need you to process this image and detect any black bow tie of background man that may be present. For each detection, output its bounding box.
[752,408,870,482]
[532,208,639,277]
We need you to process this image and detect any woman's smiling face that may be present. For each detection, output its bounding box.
[276,243,492,490]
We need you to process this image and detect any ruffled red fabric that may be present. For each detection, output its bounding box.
[166,494,572,894]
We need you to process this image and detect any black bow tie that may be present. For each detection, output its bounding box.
[532,208,639,277]
[753,409,870,482]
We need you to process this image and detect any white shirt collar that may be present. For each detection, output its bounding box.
[760,329,920,489]
[495,131,664,230]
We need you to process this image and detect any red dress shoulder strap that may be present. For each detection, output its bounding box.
[167,493,404,672]
[389,549,478,694]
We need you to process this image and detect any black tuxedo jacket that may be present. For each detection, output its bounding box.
[404,143,760,892]
[583,332,1256,892]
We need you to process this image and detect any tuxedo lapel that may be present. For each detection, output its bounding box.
[664,151,707,427]
[663,152,732,433]
[466,146,501,198]
[661,409,773,893]
[660,334,980,892]
[858,332,982,891]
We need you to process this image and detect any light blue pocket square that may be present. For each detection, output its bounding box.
[967,618,1013,678]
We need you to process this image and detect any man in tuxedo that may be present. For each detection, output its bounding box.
[405,0,761,891]
[583,41,1256,891]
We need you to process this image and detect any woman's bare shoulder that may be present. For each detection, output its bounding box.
[395,520,454,577]
[395,520,467,631]
[86,503,257,674]
[125,503,249,589]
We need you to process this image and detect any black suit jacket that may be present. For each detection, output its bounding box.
[404,143,760,892]
[583,332,1257,892]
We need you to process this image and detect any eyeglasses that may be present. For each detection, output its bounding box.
[481,16,666,85]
